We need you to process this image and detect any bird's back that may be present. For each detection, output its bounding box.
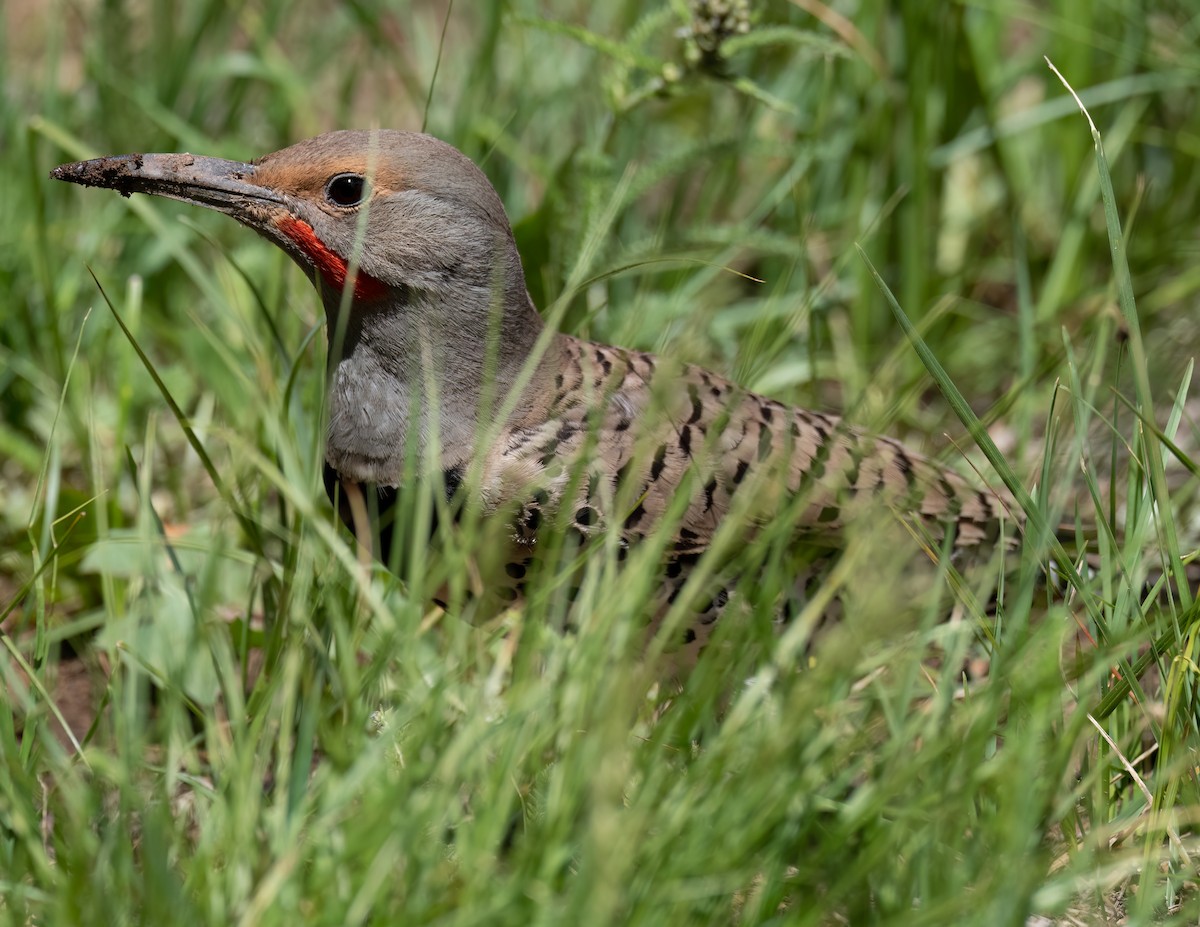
[475,334,1019,668]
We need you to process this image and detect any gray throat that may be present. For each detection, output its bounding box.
[321,287,547,487]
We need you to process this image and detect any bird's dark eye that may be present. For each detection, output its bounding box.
[325,173,367,208]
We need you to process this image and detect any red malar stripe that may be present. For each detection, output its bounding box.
[275,216,387,301]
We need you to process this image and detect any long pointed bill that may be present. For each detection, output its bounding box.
[50,152,283,215]
[51,152,387,301]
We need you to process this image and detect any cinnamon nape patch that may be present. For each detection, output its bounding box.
[275,216,387,301]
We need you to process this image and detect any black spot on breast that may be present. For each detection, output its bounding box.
[679,425,692,457]
[940,477,962,515]
[733,459,750,484]
[703,478,716,513]
[818,505,840,523]
[682,628,697,644]
[895,448,917,489]
[443,464,464,500]
[845,449,863,488]
[757,424,773,461]
[624,501,646,530]
[575,506,597,527]
[615,417,631,432]
[650,444,668,481]
[666,559,682,578]
[696,588,729,614]
[538,437,560,467]
[505,561,526,579]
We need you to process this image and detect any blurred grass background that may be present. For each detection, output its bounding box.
[3,0,1200,923]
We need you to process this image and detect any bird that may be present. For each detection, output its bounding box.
[51,130,1020,672]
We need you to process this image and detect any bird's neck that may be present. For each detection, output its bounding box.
[321,283,557,487]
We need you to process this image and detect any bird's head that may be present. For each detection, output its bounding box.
[53,130,557,483]
[51,130,530,319]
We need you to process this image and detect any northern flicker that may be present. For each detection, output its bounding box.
[52,130,1018,667]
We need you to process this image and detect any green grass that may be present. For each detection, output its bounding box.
[4,0,1200,923]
